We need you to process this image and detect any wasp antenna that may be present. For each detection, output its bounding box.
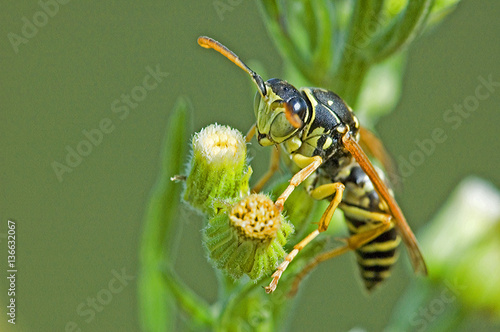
[198,36,267,97]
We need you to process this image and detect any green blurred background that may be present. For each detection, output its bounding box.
[1,1,499,331]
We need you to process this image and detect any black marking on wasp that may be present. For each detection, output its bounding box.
[197,36,427,294]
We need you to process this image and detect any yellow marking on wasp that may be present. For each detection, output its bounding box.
[283,136,303,154]
[300,89,318,136]
[353,116,360,129]
[356,256,398,266]
[361,237,401,252]
[339,204,392,223]
[309,127,324,137]
[336,166,352,179]
[360,197,371,209]
[327,100,333,106]
[292,153,319,169]
[345,222,374,234]
[323,137,333,149]
[336,125,347,134]
[308,137,320,149]
[362,270,392,279]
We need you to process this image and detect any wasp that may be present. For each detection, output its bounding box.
[197,36,427,294]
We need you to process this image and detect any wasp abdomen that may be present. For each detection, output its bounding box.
[344,214,400,291]
[338,164,401,291]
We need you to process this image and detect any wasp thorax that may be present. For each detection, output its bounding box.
[230,194,281,242]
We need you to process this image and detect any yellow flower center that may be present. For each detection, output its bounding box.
[230,194,281,242]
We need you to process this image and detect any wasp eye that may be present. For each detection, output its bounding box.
[289,96,308,119]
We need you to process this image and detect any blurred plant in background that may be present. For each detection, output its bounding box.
[259,0,461,124]
[135,0,500,331]
[387,177,500,331]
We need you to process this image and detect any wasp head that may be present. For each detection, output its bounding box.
[254,78,309,146]
[197,37,310,146]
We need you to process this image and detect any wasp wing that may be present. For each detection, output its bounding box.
[359,126,402,190]
[342,132,428,275]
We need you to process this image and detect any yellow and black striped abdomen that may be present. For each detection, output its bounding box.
[343,208,400,291]
[336,164,401,291]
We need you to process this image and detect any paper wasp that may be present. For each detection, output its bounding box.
[197,36,427,294]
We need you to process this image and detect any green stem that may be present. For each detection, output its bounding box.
[162,267,214,326]
[310,0,334,77]
[215,279,262,331]
[223,273,244,297]
[331,0,380,106]
[215,270,245,312]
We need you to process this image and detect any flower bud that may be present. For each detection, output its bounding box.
[204,194,294,280]
[184,124,251,215]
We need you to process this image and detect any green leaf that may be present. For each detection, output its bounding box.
[138,97,192,332]
[367,0,435,62]
[330,0,382,105]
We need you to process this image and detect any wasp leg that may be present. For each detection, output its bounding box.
[251,146,281,193]
[265,182,344,294]
[289,208,393,296]
[274,155,323,212]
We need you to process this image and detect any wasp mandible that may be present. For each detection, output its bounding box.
[198,36,427,294]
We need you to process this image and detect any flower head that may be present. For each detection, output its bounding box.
[204,194,293,280]
[183,124,251,215]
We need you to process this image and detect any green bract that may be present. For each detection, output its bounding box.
[204,194,294,280]
[184,124,252,215]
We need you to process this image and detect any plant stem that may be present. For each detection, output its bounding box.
[310,0,334,78]
[162,267,214,326]
[331,0,380,106]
